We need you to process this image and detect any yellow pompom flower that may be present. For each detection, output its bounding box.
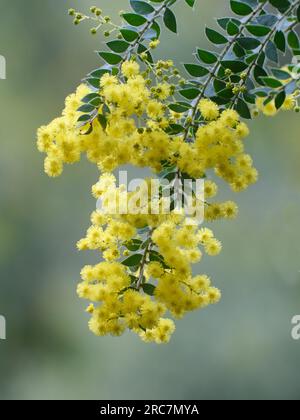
[282,95,296,111]
[147,100,165,119]
[220,109,239,127]
[204,180,218,198]
[44,157,63,177]
[205,238,223,256]
[221,201,238,219]
[198,98,220,120]
[236,122,250,138]
[121,60,140,78]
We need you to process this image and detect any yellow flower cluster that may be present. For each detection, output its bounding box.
[193,101,258,192]
[37,84,90,177]
[152,222,221,318]
[37,61,178,177]
[77,260,176,343]
[76,177,222,342]
[255,95,296,117]
[37,61,259,343]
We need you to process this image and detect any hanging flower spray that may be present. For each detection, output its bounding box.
[37,0,300,343]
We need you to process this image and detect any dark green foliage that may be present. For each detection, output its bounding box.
[78,0,300,127]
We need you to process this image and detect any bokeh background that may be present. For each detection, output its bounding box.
[0,0,300,400]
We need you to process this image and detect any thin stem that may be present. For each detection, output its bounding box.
[284,19,298,33]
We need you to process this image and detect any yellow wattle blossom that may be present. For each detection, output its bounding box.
[282,95,296,111]
[37,61,261,343]
[198,98,220,120]
[121,60,140,79]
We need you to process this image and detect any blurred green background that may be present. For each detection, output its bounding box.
[0,0,300,400]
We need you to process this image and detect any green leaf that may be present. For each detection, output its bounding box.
[184,63,209,77]
[142,283,156,296]
[221,60,248,73]
[185,0,196,6]
[286,80,297,95]
[89,68,111,78]
[168,103,190,113]
[122,13,147,26]
[78,104,95,113]
[97,114,107,130]
[246,25,271,37]
[120,28,139,42]
[245,53,258,64]
[151,21,161,38]
[275,90,286,109]
[122,254,143,267]
[111,67,120,76]
[218,88,234,99]
[206,27,227,45]
[233,43,245,58]
[89,97,102,107]
[271,68,291,80]
[269,0,290,11]
[124,239,143,251]
[82,124,93,135]
[254,65,268,85]
[165,123,184,135]
[148,250,163,263]
[297,5,300,22]
[230,1,253,16]
[257,52,265,67]
[218,18,231,30]
[179,88,200,99]
[265,40,278,63]
[107,40,130,53]
[163,8,177,33]
[98,52,122,65]
[261,77,283,88]
[227,21,239,36]
[130,0,155,15]
[274,31,286,53]
[77,114,91,123]
[81,92,100,103]
[214,78,227,93]
[235,98,251,119]
[197,49,218,64]
[237,37,260,50]
[243,92,256,104]
[86,77,100,89]
[288,30,300,50]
